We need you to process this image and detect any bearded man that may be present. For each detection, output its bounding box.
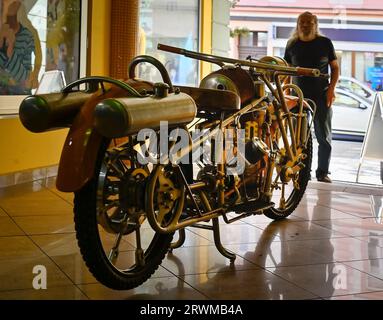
[284,11,340,183]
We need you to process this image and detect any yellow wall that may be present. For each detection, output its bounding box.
[0,118,68,175]
[90,0,111,76]
[200,0,213,79]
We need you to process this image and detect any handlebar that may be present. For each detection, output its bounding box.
[296,67,320,77]
[158,44,182,55]
[158,43,323,78]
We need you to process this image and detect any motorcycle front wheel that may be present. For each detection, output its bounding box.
[264,112,313,220]
[74,138,173,290]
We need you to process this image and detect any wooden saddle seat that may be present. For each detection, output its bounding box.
[177,86,241,112]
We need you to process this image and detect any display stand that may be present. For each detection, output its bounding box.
[356,92,383,183]
[35,70,66,94]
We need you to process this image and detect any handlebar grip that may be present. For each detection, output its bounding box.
[158,43,183,54]
[296,67,320,77]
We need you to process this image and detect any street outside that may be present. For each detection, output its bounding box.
[312,138,382,186]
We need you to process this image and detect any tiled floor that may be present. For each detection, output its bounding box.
[0,177,382,300]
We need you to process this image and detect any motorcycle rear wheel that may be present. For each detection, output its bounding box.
[74,138,173,290]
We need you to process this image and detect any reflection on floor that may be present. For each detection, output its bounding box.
[0,177,383,300]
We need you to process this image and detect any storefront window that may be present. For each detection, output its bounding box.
[139,0,199,86]
[239,31,253,47]
[231,1,383,184]
[335,50,383,90]
[0,0,84,97]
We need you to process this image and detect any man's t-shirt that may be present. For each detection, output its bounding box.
[284,36,336,97]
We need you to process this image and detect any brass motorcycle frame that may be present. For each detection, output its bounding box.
[144,44,322,261]
[145,73,313,233]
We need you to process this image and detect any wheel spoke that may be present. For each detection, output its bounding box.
[108,236,122,263]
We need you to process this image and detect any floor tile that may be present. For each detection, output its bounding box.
[31,233,139,285]
[0,182,43,197]
[290,203,360,221]
[303,188,333,196]
[239,213,303,226]
[38,177,74,204]
[188,223,279,245]
[182,269,317,299]
[0,217,24,237]
[343,258,383,281]
[79,277,208,300]
[0,188,73,217]
[254,219,348,241]
[313,218,383,237]
[0,236,44,260]
[161,245,259,276]
[32,233,134,257]
[0,207,7,216]
[268,263,383,298]
[343,186,383,197]
[31,233,96,285]
[308,181,346,193]
[227,240,335,268]
[312,192,377,218]
[328,291,383,300]
[0,285,88,300]
[0,256,73,291]
[13,215,75,235]
[170,229,212,247]
[229,236,383,267]
[329,237,383,261]
[356,235,383,248]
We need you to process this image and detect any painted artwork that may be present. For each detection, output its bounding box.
[0,0,81,95]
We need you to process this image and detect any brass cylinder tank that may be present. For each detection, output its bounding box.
[94,92,197,138]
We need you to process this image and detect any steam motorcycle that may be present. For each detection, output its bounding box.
[19,44,327,290]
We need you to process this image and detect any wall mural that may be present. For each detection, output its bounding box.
[0,0,82,95]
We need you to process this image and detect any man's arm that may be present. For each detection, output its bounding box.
[326,59,340,108]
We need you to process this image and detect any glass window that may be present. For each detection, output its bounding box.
[257,32,267,47]
[239,31,267,48]
[139,0,199,86]
[0,0,84,96]
[239,31,253,47]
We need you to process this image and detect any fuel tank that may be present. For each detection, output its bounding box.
[94,92,197,138]
[200,67,256,105]
[19,91,93,133]
[19,78,155,134]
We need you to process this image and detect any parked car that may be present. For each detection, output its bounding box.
[332,76,376,140]
[337,76,374,103]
